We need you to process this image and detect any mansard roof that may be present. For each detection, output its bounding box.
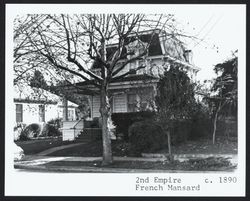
[91,29,168,69]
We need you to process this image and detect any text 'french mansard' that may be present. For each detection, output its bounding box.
[135,176,200,192]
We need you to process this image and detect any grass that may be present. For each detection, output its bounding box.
[15,137,74,155]
[16,135,237,157]
[163,137,238,155]
[47,140,135,157]
[47,137,237,157]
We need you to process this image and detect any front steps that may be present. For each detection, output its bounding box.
[75,128,102,142]
[62,120,84,141]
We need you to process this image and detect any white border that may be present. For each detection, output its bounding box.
[5,4,246,196]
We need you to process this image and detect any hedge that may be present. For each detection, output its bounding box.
[111,111,155,140]
[128,120,167,153]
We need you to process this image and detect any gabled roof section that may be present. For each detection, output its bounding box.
[14,98,58,105]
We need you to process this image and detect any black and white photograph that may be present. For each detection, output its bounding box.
[5,4,246,196]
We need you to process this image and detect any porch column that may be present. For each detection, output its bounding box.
[62,97,68,121]
[152,85,157,97]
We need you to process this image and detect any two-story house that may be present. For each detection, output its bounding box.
[86,29,200,119]
[59,29,200,141]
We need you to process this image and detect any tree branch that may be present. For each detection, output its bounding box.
[111,64,146,82]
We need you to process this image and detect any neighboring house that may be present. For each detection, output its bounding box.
[14,98,78,125]
[14,89,79,141]
[14,86,78,127]
[59,29,200,141]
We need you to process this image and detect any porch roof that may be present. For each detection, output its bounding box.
[75,74,158,87]
[57,74,159,99]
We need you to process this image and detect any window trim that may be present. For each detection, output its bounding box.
[39,104,45,122]
[16,104,23,123]
[127,94,138,112]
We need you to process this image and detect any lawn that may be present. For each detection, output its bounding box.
[48,137,237,157]
[163,137,237,155]
[47,140,133,157]
[15,137,74,155]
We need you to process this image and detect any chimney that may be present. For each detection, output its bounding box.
[184,50,193,64]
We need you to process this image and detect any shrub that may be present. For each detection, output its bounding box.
[14,123,26,141]
[189,118,212,140]
[185,157,234,170]
[112,111,155,141]
[41,124,62,137]
[128,120,167,153]
[19,123,41,140]
[187,103,213,140]
[188,115,237,140]
[19,133,30,141]
[39,118,62,137]
[47,118,62,129]
[216,118,237,138]
[170,120,192,145]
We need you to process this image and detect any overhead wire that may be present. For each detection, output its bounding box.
[192,14,223,49]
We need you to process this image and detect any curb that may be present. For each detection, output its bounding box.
[14,164,236,173]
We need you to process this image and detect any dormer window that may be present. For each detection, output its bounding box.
[127,40,148,58]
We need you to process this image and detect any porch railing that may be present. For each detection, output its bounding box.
[72,118,84,138]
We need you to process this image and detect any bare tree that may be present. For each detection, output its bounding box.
[14,13,184,165]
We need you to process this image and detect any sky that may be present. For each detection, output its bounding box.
[8,4,246,83]
[171,5,245,81]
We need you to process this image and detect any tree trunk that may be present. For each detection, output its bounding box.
[162,125,173,161]
[212,101,222,145]
[166,130,173,161]
[166,131,171,155]
[212,110,218,145]
[100,87,113,165]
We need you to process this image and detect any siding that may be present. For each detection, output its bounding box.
[14,101,77,124]
[113,94,127,113]
[92,94,127,117]
[21,103,58,124]
[92,95,101,118]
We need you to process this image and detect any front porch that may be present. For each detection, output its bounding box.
[61,118,103,142]
[60,75,158,141]
[60,95,102,141]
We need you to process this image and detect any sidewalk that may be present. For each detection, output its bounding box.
[14,155,172,173]
[14,154,238,173]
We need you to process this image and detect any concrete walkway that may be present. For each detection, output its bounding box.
[36,142,86,156]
